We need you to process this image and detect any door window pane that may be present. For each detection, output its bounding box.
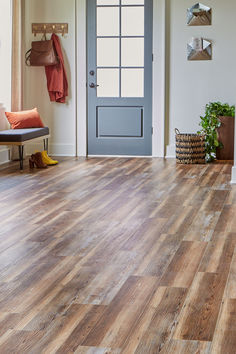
[122,0,144,4]
[121,69,144,97]
[121,38,144,67]
[97,69,119,97]
[97,7,119,36]
[97,0,119,4]
[121,7,144,36]
[97,38,119,67]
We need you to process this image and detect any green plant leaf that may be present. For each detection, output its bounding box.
[198,101,235,163]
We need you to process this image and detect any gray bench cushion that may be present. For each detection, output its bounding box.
[0,127,49,142]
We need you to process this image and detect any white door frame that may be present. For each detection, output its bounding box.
[76,0,166,157]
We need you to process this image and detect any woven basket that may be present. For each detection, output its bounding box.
[175,128,206,164]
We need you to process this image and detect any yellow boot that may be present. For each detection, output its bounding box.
[41,151,58,165]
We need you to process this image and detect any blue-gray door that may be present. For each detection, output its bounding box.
[87,0,153,156]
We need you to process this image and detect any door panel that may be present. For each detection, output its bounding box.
[87,0,153,156]
[97,107,143,137]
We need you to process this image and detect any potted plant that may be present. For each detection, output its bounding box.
[198,102,235,162]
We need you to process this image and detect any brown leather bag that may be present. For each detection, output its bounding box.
[25,37,58,67]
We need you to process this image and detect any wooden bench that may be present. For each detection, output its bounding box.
[0,127,50,170]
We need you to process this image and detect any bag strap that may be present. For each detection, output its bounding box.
[175,128,181,135]
[25,49,32,66]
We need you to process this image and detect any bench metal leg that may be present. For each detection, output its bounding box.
[18,146,24,170]
[43,138,49,153]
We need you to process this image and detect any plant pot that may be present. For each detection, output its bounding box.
[216,116,235,160]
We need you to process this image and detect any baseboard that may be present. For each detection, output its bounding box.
[26,143,76,157]
[231,166,236,184]
[0,147,10,165]
[165,144,176,158]
[88,155,153,158]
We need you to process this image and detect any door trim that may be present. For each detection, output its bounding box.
[76,0,166,157]
[76,0,87,156]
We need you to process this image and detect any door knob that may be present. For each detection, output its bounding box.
[89,83,99,88]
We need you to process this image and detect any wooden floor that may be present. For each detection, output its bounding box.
[0,157,235,354]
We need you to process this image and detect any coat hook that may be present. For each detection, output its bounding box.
[61,25,65,37]
[52,25,55,33]
[33,25,37,36]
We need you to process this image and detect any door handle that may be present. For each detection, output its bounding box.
[89,83,99,88]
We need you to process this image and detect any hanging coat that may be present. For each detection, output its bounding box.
[45,34,68,103]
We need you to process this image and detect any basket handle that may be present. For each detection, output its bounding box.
[175,128,180,135]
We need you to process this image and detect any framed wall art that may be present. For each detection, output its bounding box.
[187,3,212,26]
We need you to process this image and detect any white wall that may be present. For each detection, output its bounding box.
[166,0,236,157]
[152,0,166,157]
[76,0,87,157]
[24,0,76,156]
[0,0,12,163]
[0,0,12,111]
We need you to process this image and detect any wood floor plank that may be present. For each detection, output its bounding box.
[134,233,182,278]
[160,339,211,354]
[174,272,228,341]
[225,185,236,204]
[0,329,44,353]
[134,287,187,353]
[214,205,236,233]
[74,347,121,354]
[0,157,234,352]
[160,241,207,288]
[0,312,22,337]
[210,299,236,354]
[182,208,221,242]
[56,305,107,353]
[120,287,168,353]
[121,305,157,353]
[29,304,93,354]
[224,248,236,299]
[81,275,157,347]
[199,232,236,274]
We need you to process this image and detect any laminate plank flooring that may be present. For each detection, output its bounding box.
[0,157,235,353]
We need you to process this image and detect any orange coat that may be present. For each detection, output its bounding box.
[45,34,68,103]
